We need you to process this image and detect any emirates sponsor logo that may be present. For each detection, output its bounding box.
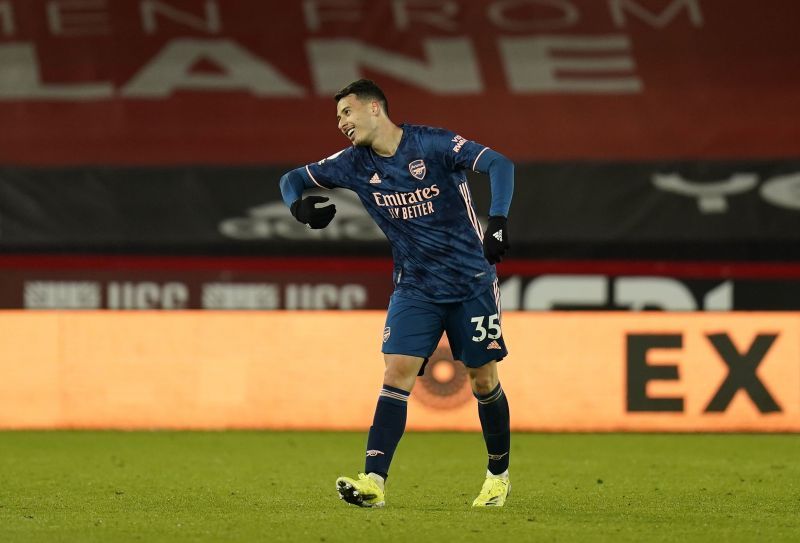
[372,185,440,207]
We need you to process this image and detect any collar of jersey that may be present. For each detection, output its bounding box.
[369,123,407,160]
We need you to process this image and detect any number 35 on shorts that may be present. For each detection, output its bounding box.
[470,314,501,342]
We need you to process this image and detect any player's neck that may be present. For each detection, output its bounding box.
[371,123,403,157]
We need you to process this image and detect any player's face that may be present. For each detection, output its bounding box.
[336,94,378,146]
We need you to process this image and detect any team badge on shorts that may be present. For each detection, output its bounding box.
[383,327,391,342]
[408,159,426,180]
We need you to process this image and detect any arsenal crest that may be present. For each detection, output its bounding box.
[408,159,426,180]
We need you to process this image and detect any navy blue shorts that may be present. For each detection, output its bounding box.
[381,283,508,368]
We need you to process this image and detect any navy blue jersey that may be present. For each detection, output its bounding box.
[301,124,495,303]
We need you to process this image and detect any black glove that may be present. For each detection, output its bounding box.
[483,215,509,264]
[290,196,336,229]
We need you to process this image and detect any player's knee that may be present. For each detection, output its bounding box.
[383,366,415,391]
[468,364,499,396]
[470,376,498,396]
[383,354,423,391]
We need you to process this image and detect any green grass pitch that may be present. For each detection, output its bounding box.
[1,432,798,542]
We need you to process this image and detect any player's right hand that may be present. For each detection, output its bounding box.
[290,196,337,229]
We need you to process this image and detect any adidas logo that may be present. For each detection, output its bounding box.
[492,230,503,242]
[369,173,381,184]
[487,340,502,350]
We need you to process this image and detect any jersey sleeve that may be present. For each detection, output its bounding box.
[426,128,490,173]
[303,147,355,189]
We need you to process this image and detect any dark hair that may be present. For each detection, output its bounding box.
[334,79,389,116]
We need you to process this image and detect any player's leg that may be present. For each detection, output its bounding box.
[336,295,442,508]
[363,353,424,481]
[468,360,510,478]
[468,360,511,507]
[336,354,424,508]
[445,283,511,506]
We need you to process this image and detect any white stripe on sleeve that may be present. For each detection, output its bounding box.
[305,165,330,189]
[472,147,490,172]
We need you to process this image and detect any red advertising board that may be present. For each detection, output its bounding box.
[1,0,799,165]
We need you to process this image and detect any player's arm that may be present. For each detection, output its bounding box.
[279,167,336,229]
[432,128,514,264]
[474,149,514,264]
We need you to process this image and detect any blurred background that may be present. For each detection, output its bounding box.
[1,0,799,431]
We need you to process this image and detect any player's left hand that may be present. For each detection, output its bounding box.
[483,216,509,264]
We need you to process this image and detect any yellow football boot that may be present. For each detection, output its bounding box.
[335,473,386,508]
[472,474,510,507]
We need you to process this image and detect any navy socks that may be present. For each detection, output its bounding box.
[365,384,409,480]
[364,382,509,478]
[475,383,511,475]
